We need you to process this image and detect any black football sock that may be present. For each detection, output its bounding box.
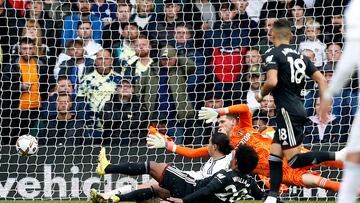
[105,161,150,175]
[269,154,283,197]
[116,187,156,201]
[288,151,335,168]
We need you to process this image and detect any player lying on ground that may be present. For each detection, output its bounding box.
[93,137,265,203]
[91,133,272,202]
[148,104,346,192]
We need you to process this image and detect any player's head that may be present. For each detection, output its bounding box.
[230,144,258,174]
[217,114,238,136]
[271,19,293,45]
[208,132,233,157]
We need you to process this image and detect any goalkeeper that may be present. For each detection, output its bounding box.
[148,104,346,192]
[93,135,266,203]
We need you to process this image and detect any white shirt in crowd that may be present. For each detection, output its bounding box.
[299,39,327,67]
[84,39,103,60]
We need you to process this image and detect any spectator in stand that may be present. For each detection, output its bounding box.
[252,110,275,139]
[182,0,216,47]
[11,19,53,65]
[258,16,276,54]
[57,40,95,88]
[61,0,102,46]
[114,21,140,66]
[289,0,306,44]
[169,23,206,107]
[139,45,195,144]
[101,0,132,48]
[1,38,54,144]
[25,0,56,49]
[32,93,87,145]
[100,78,149,145]
[183,0,217,30]
[147,0,185,48]
[259,94,276,127]
[326,42,342,64]
[305,63,358,118]
[129,0,156,30]
[77,49,122,135]
[91,0,117,25]
[245,47,262,69]
[204,2,250,51]
[299,20,327,68]
[301,48,316,64]
[245,64,264,110]
[41,76,75,119]
[231,0,259,44]
[0,0,22,64]
[77,21,103,60]
[323,7,344,44]
[120,34,153,83]
[303,97,346,144]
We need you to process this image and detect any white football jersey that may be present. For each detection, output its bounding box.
[185,153,232,180]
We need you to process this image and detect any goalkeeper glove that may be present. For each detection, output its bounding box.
[147,134,177,152]
[198,107,219,123]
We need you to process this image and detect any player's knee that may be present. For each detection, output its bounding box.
[288,154,303,168]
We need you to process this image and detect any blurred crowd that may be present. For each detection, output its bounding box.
[0,0,356,146]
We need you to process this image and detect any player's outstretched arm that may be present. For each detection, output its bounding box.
[147,134,209,158]
[256,69,278,102]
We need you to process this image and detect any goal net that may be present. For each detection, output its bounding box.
[0,0,355,201]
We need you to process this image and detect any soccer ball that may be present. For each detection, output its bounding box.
[16,135,38,156]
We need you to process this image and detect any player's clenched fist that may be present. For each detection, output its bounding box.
[198,107,219,123]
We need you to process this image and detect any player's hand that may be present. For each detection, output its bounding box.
[21,83,31,91]
[167,197,184,203]
[147,134,166,149]
[255,92,263,102]
[198,107,219,123]
[318,97,332,124]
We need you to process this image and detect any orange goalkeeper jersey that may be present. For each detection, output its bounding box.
[157,104,342,179]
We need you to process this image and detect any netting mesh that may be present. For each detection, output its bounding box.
[0,0,356,200]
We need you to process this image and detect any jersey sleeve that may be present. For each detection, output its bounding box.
[182,170,228,203]
[262,49,279,71]
[304,56,319,77]
[171,146,209,158]
[219,104,252,129]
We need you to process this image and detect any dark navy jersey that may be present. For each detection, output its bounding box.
[262,44,318,118]
[182,169,263,203]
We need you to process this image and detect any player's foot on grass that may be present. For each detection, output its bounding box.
[335,147,348,162]
[108,194,120,203]
[90,188,100,203]
[96,147,110,176]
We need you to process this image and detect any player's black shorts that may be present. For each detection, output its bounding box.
[159,165,196,198]
[273,108,307,149]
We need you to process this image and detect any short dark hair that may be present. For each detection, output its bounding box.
[210,132,233,155]
[65,39,84,49]
[220,2,236,11]
[57,75,70,82]
[235,145,259,174]
[272,19,292,40]
[273,19,292,30]
[117,0,132,9]
[77,20,92,29]
[19,37,35,45]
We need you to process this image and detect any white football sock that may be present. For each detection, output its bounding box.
[337,161,360,203]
